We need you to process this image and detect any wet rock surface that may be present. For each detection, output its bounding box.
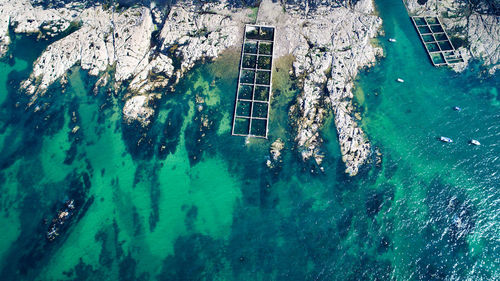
[267,138,284,168]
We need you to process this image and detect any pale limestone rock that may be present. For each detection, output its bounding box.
[0,0,81,56]
[128,53,174,95]
[158,3,245,79]
[21,6,154,102]
[113,8,154,82]
[123,95,155,126]
[467,14,499,74]
[9,0,252,125]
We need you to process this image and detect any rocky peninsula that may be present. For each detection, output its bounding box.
[258,0,382,175]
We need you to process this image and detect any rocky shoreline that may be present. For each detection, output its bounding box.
[1,0,252,123]
[0,0,382,176]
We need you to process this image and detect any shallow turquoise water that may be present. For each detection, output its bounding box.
[0,0,498,280]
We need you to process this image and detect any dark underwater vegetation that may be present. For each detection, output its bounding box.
[0,0,498,280]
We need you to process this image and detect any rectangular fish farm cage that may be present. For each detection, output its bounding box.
[411,16,464,66]
[231,25,275,139]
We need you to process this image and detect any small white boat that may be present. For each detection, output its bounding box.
[440,136,453,143]
[397,78,404,83]
[388,38,396,42]
[470,139,481,146]
[453,106,461,111]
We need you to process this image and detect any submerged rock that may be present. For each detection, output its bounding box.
[270,138,284,161]
[20,5,154,100]
[267,138,285,168]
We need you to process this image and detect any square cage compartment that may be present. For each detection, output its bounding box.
[413,17,427,26]
[430,25,444,33]
[236,101,252,117]
[233,117,250,135]
[244,41,258,54]
[256,71,271,85]
[418,26,432,34]
[434,33,448,41]
[426,42,440,52]
[238,84,254,100]
[250,119,267,137]
[252,102,269,118]
[245,26,260,40]
[242,54,257,69]
[258,42,273,55]
[257,56,272,70]
[438,41,453,51]
[259,27,274,40]
[422,34,435,43]
[431,53,446,65]
[254,86,270,101]
[240,69,255,84]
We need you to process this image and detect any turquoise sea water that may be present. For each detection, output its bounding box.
[0,0,498,280]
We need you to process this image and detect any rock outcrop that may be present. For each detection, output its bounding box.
[1,0,251,126]
[0,0,82,56]
[19,5,155,99]
[127,53,174,95]
[159,3,242,79]
[405,0,500,74]
[258,0,382,175]
[123,95,156,126]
